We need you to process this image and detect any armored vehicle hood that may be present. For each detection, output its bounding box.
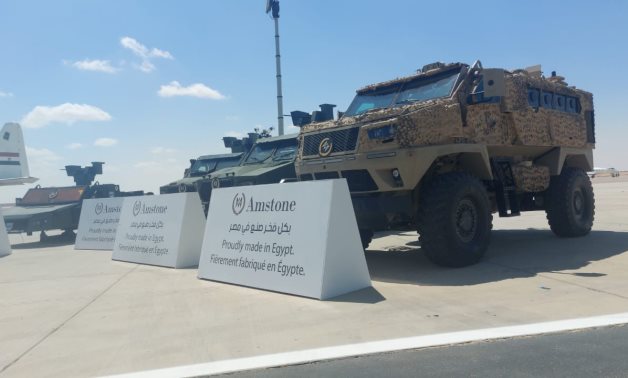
[211,160,293,179]
[161,177,202,193]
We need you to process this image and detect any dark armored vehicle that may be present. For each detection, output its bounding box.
[159,153,243,194]
[159,133,262,195]
[197,133,298,213]
[3,162,144,241]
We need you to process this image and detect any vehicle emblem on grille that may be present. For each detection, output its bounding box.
[178,183,187,193]
[318,137,333,157]
[48,190,59,199]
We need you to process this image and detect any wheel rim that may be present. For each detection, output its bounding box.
[455,198,478,243]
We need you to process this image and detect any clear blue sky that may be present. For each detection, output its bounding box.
[0,0,626,201]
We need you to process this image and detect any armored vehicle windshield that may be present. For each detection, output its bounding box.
[243,139,297,164]
[344,67,461,117]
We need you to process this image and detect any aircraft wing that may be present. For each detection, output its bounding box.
[0,176,38,186]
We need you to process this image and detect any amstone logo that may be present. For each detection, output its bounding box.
[132,200,142,216]
[231,191,296,216]
[232,192,246,215]
[95,202,103,215]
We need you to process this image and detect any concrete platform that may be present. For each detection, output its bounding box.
[1,179,628,377]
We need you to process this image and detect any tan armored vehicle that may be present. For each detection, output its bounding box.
[295,61,595,267]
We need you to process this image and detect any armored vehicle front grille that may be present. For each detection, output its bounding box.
[302,127,360,157]
[314,172,339,180]
[341,170,378,192]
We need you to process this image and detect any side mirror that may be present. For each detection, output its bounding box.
[482,68,506,98]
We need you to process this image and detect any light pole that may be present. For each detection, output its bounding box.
[266,0,284,136]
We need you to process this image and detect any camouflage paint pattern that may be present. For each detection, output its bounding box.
[466,103,516,145]
[512,164,550,192]
[296,61,594,197]
[396,102,463,147]
[502,71,592,147]
[301,67,592,153]
[511,110,553,146]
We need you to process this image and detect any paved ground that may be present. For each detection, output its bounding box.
[1,178,628,377]
[223,324,628,378]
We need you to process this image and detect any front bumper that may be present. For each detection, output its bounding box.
[297,149,420,193]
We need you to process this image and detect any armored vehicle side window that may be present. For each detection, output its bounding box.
[528,87,580,114]
[215,158,239,170]
[3,132,9,140]
[272,144,297,161]
[190,159,217,176]
[395,72,459,105]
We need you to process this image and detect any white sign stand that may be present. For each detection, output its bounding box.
[0,209,11,257]
[198,179,371,300]
[112,193,206,268]
[75,197,125,250]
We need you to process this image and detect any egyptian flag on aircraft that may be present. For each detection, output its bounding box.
[0,152,20,166]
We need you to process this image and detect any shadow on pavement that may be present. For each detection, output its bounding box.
[367,229,628,286]
[10,234,76,249]
[329,287,386,304]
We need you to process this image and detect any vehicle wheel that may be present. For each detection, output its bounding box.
[417,173,492,267]
[359,229,373,250]
[546,168,594,237]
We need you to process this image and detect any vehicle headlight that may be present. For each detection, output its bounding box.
[367,124,396,140]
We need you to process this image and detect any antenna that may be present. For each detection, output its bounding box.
[265,0,284,135]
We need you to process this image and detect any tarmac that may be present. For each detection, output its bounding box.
[1,176,628,377]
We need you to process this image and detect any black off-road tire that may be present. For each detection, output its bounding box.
[546,168,595,237]
[417,173,493,268]
[359,229,373,250]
